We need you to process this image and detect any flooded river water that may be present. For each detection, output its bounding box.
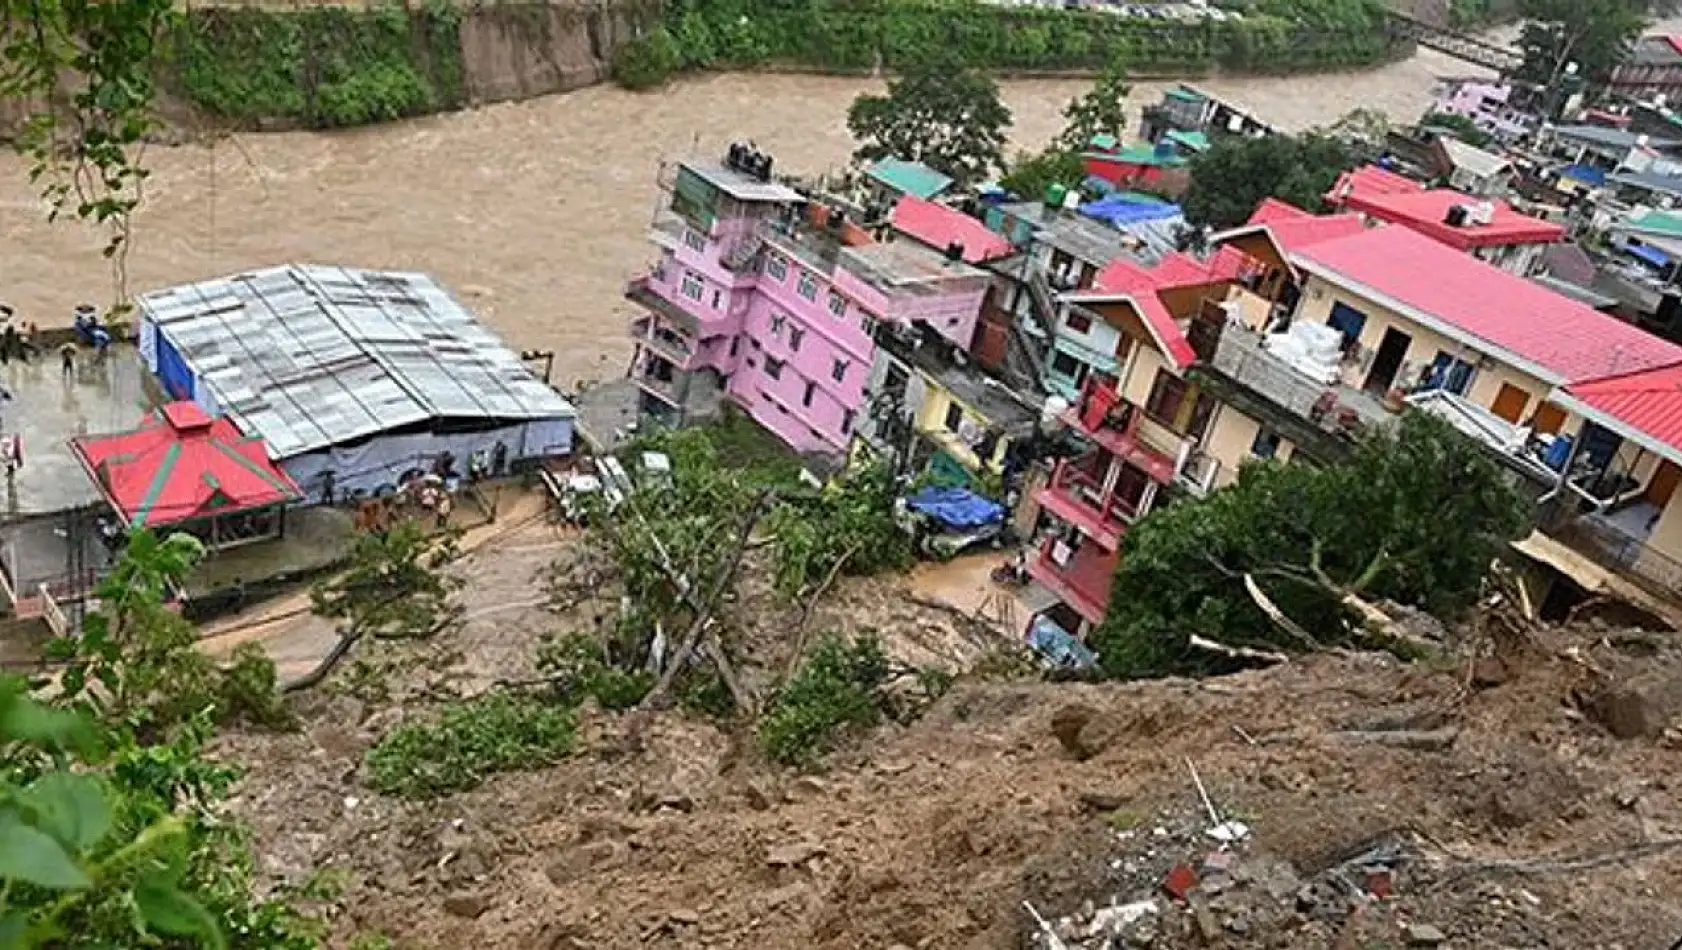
[1,48,1492,388]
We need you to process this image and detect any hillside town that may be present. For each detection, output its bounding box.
[4,1,1682,948]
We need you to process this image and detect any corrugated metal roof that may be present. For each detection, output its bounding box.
[137,265,575,459]
[866,158,955,200]
[682,161,803,204]
[1293,226,1682,386]
[1561,364,1682,466]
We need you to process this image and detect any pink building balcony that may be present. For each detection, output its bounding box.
[1034,455,1146,552]
[1066,379,1179,484]
[624,276,738,339]
[631,315,696,369]
[1025,534,1116,626]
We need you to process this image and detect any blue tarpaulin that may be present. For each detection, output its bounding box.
[905,486,1004,530]
[1028,615,1096,670]
[1627,241,1670,268]
[1560,163,1607,187]
[1077,194,1185,228]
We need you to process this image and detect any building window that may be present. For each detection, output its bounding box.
[943,402,964,432]
[730,337,741,358]
[798,271,819,301]
[832,359,848,383]
[770,313,786,336]
[1145,369,1188,424]
[1050,350,1081,377]
[789,327,805,351]
[1425,351,1476,395]
[765,357,784,380]
[766,254,788,282]
[841,409,855,434]
[681,272,703,301]
[803,381,816,407]
[1251,427,1282,459]
[1326,301,1367,352]
[683,229,706,252]
[859,312,879,339]
[711,289,722,310]
[1065,309,1093,334]
[828,291,847,317]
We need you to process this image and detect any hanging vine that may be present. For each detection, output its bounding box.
[0,0,176,317]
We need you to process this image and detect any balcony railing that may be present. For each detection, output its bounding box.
[631,316,694,364]
[1035,457,1143,551]
[1178,446,1221,496]
[1202,320,1392,438]
[1554,515,1682,601]
[625,277,702,336]
[1067,379,1181,484]
[1024,534,1115,625]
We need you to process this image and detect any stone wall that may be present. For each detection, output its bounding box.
[458,0,660,106]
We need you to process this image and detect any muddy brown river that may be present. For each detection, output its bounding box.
[0,49,1499,388]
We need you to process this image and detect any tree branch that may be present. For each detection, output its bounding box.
[1188,634,1290,665]
[638,491,775,711]
[1242,573,1322,650]
[785,542,861,679]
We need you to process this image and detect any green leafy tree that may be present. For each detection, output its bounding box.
[612,26,684,90]
[1000,149,1086,202]
[1514,0,1652,88]
[1180,131,1359,229]
[1054,55,1132,153]
[49,531,290,733]
[1090,413,1531,678]
[0,0,176,308]
[1421,111,1495,149]
[2,536,320,949]
[847,56,1013,188]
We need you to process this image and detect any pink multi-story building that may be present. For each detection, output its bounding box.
[627,151,990,457]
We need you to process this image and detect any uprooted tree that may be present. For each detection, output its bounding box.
[1090,412,1532,679]
[289,521,464,692]
[572,423,915,720]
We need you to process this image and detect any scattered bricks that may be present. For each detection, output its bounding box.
[1364,868,1394,900]
[1163,863,1199,902]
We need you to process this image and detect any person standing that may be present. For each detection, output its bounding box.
[59,341,76,379]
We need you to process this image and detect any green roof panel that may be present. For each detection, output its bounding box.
[867,158,955,200]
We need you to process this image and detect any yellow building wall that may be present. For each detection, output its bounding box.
[1642,491,1682,567]
[1295,276,1554,416]
[1202,404,1296,489]
[914,383,1007,473]
[1122,345,1169,408]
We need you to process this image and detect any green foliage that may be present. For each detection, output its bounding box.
[1055,55,1132,153]
[0,535,320,950]
[0,0,176,309]
[1090,413,1531,678]
[1421,111,1494,149]
[1180,130,1359,229]
[1000,149,1086,201]
[174,4,465,128]
[658,0,1406,80]
[759,635,891,767]
[767,459,915,600]
[48,531,291,735]
[848,55,1012,187]
[613,27,684,90]
[364,693,577,799]
[311,520,462,642]
[1514,0,1651,87]
[536,633,655,711]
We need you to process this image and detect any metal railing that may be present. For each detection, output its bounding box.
[1178,447,1221,496]
[1554,515,1682,600]
[1207,323,1392,437]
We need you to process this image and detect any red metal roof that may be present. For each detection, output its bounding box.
[889,195,1013,263]
[1248,197,1312,225]
[1564,365,1682,460]
[1295,226,1682,385]
[1326,164,1422,206]
[1340,188,1565,250]
[1667,35,1682,56]
[71,402,303,528]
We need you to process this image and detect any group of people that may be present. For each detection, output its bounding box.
[0,303,112,377]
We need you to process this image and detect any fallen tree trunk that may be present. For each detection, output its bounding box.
[1188,634,1289,665]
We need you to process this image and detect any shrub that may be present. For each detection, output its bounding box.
[365,694,576,799]
[759,635,890,768]
[613,27,683,90]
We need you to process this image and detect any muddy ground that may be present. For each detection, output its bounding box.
[215,519,1682,949]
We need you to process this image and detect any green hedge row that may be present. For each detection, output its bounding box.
[657,0,1408,78]
[173,4,464,128]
